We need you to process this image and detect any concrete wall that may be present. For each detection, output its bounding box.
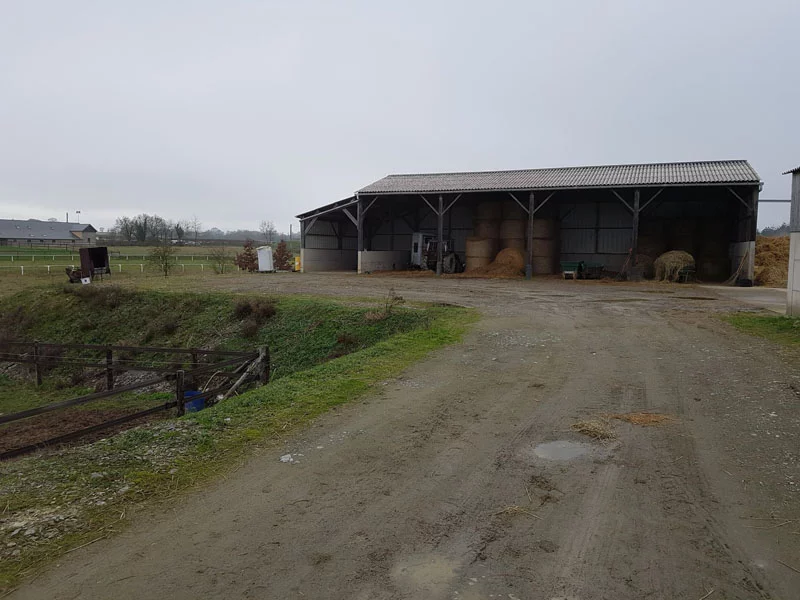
[731,241,755,281]
[787,233,800,315]
[300,248,357,272]
[358,250,409,273]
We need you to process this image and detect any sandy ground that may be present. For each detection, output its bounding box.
[12,275,800,600]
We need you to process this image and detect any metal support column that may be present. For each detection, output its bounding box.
[356,196,364,252]
[436,194,444,276]
[526,192,535,280]
[631,189,641,278]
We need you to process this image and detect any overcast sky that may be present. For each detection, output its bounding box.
[1,0,798,232]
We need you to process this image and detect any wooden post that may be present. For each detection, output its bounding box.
[175,369,185,416]
[436,194,444,276]
[259,347,270,384]
[526,192,535,280]
[631,189,641,279]
[32,341,42,387]
[106,347,114,391]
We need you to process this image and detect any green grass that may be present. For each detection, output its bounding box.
[0,285,429,415]
[722,312,800,346]
[0,302,476,592]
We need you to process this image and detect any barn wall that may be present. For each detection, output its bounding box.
[358,250,410,273]
[300,248,357,272]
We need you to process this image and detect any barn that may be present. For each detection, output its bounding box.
[296,160,761,281]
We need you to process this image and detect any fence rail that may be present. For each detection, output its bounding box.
[0,342,269,459]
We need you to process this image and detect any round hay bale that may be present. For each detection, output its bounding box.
[654,250,695,282]
[499,219,526,239]
[533,219,556,239]
[493,248,525,270]
[475,202,502,220]
[501,200,526,220]
[531,237,556,256]
[466,236,496,258]
[474,220,500,239]
[466,256,492,272]
[500,238,526,251]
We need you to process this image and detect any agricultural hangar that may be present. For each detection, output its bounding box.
[296,160,761,281]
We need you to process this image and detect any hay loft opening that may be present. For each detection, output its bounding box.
[296,160,761,282]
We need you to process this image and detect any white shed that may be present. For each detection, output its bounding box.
[257,246,274,272]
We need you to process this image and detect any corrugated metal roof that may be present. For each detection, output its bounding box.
[0,219,95,241]
[358,160,760,194]
[783,165,800,175]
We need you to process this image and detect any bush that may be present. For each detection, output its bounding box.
[232,298,276,324]
[273,240,293,271]
[234,240,259,273]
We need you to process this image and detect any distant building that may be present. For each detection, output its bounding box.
[0,219,97,246]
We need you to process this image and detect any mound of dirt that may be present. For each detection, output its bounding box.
[654,251,694,282]
[754,236,788,287]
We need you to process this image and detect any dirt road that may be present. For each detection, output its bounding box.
[13,276,800,599]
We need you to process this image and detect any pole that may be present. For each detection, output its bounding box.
[436,194,443,276]
[526,192,535,280]
[259,346,270,384]
[106,347,114,391]
[33,341,42,387]
[631,189,641,279]
[175,370,185,416]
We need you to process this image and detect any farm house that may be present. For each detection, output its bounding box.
[296,160,761,281]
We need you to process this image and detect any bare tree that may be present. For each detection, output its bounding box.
[259,220,277,244]
[189,215,202,244]
[114,217,135,241]
[148,243,177,277]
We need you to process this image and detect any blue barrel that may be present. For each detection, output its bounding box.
[183,390,205,413]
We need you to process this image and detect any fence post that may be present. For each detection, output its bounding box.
[106,347,114,390]
[176,369,185,416]
[47,265,51,274]
[118,264,122,273]
[140,264,143,273]
[33,341,42,386]
[20,266,23,276]
[259,346,270,384]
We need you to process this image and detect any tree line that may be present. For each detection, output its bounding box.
[110,215,297,243]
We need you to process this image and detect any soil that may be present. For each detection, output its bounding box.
[11,274,800,599]
[0,407,170,454]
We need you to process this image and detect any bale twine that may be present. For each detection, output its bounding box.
[474,219,500,239]
[654,250,695,282]
[475,202,502,221]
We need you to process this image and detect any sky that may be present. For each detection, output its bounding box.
[1,0,798,232]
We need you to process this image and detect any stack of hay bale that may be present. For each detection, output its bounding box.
[466,201,501,271]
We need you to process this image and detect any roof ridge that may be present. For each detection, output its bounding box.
[384,159,751,179]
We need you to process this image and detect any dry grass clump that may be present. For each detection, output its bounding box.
[754,236,789,287]
[607,412,675,426]
[654,251,694,282]
[571,418,616,440]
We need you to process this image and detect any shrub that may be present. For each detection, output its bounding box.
[273,240,293,271]
[234,240,259,273]
[241,317,260,339]
[233,299,253,319]
[232,298,276,324]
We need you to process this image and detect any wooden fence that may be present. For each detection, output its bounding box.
[0,342,269,459]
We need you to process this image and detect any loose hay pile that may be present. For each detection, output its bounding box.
[571,418,616,440]
[608,412,675,426]
[654,251,695,282]
[457,247,525,278]
[754,236,789,287]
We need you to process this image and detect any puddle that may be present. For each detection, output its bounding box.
[533,440,591,461]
